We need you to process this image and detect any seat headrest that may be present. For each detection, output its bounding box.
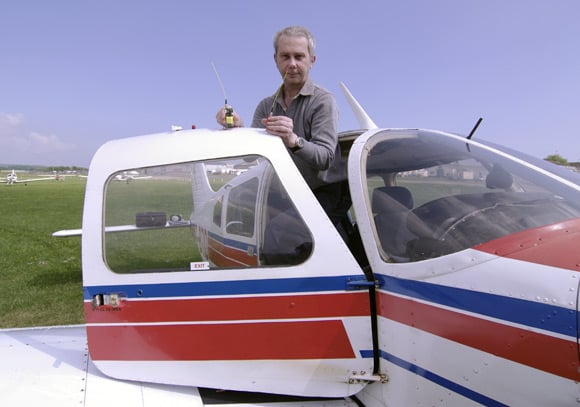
[486,165,513,189]
[372,186,413,213]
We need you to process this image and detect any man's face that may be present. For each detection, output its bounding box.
[274,35,316,88]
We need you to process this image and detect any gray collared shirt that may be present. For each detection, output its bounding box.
[252,78,345,189]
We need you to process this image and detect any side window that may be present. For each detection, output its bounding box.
[225,179,258,237]
[213,198,222,227]
[104,164,197,273]
[260,173,313,266]
[364,133,580,264]
[369,158,496,262]
[103,156,312,273]
[370,156,580,262]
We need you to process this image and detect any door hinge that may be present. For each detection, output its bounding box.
[348,371,388,384]
[91,292,127,309]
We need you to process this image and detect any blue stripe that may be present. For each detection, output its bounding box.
[360,350,507,406]
[84,273,577,337]
[378,274,577,338]
[83,275,361,300]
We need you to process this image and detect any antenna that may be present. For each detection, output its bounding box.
[467,117,483,140]
[211,61,228,105]
[211,62,235,128]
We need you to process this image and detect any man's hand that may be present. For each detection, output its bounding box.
[215,106,243,128]
[261,115,298,147]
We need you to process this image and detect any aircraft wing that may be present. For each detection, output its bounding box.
[0,325,355,406]
[53,220,192,237]
[0,325,205,406]
[15,176,56,183]
[2,176,55,184]
[52,228,83,237]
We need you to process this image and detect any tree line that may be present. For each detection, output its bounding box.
[0,165,88,172]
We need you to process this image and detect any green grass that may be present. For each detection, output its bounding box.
[0,170,227,328]
[103,178,202,273]
[0,177,85,328]
[106,227,200,273]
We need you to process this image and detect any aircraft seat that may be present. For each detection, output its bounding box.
[372,186,415,261]
[486,165,513,190]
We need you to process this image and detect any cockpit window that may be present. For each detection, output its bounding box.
[103,156,312,273]
[364,131,580,262]
[225,178,258,237]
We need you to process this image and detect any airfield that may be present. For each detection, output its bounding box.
[0,173,86,328]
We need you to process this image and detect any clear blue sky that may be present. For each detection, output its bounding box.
[1,0,579,167]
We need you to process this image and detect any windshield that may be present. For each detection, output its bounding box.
[362,130,580,262]
[476,138,580,186]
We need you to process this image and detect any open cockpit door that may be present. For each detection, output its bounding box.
[82,128,375,398]
[348,128,580,405]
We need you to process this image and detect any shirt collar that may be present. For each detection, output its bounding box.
[274,77,315,100]
[298,77,315,96]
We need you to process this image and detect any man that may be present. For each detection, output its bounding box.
[216,26,350,238]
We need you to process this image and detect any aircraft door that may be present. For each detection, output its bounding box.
[348,129,580,405]
[82,130,374,399]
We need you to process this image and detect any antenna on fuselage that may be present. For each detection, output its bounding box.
[211,61,235,128]
[340,82,378,130]
[467,117,483,139]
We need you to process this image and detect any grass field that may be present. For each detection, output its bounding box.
[0,176,86,328]
[0,168,236,328]
[104,177,203,273]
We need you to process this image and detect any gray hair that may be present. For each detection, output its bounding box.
[273,26,316,56]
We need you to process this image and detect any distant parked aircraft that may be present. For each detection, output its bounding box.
[112,170,152,183]
[2,169,55,185]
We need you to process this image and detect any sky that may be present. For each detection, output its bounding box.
[1,0,579,167]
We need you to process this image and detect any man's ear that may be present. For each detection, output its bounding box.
[311,55,317,64]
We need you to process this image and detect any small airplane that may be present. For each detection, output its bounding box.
[78,169,152,183]
[2,84,580,406]
[205,161,252,176]
[112,170,152,182]
[2,169,56,185]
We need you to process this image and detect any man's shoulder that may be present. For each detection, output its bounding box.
[310,83,337,107]
[302,78,333,96]
[313,83,333,96]
[257,93,275,104]
[301,78,333,100]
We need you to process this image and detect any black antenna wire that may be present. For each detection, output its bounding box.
[467,117,483,139]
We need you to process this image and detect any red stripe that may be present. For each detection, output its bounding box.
[88,320,355,360]
[208,237,257,267]
[475,218,580,272]
[378,291,580,380]
[85,292,370,324]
